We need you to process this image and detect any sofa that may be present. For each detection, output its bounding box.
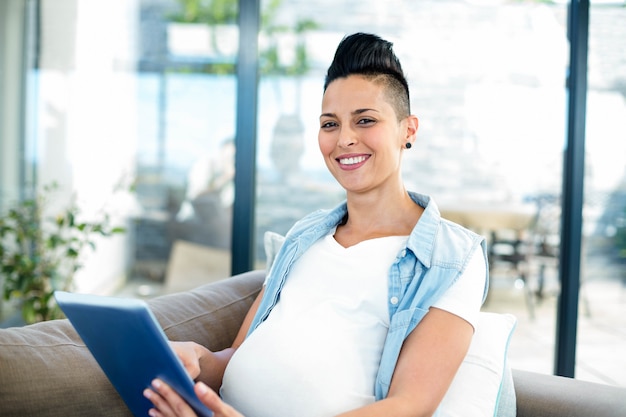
[1,270,625,417]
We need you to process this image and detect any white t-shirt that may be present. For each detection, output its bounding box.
[220,234,485,417]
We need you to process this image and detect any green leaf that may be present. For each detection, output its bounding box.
[1,180,127,323]
[67,211,75,227]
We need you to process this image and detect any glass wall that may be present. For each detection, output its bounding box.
[0,0,31,206]
[577,3,626,387]
[1,0,239,295]
[254,1,344,258]
[131,0,239,292]
[0,0,38,320]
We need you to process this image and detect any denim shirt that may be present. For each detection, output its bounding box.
[247,192,489,401]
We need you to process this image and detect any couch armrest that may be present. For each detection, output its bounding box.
[0,270,265,417]
[513,369,626,417]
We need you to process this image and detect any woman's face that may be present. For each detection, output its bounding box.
[319,75,417,195]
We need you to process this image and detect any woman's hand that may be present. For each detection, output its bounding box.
[170,341,206,380]
[144,378,244,417]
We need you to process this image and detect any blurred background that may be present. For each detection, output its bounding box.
[1,0,624,387]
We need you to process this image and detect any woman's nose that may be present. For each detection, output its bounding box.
[338,127,357,147]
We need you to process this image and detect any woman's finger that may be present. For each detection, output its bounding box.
[144,379,197,417]
[143,387,173,417]
[194,382,244,417]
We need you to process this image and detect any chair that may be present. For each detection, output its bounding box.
[488,228,537,319]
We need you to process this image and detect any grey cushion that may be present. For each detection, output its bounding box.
[513,369,626,417]
[0,270,264,417]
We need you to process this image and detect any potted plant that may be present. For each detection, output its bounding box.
[0,183,125,324]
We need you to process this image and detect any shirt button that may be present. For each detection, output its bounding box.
[390,296,399,305]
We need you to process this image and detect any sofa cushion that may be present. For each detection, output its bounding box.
[0,318,130,417]
[0,270,264,417]
[513,369,626,417]
[439,312,517,417]
[151,270,264,350]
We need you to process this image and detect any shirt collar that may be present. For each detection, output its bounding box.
[405,192,440,268]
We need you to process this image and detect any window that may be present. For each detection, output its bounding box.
[5,0,239,293]
[577,2,626,386]
[0,0,35,206]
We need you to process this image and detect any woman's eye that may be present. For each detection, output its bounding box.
[357,118,375,125]
[321,121,337,129]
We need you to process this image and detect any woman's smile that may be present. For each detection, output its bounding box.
[337,154,370,170]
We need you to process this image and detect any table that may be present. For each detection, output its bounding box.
[439,200,539,318]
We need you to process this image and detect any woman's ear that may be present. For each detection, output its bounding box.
[405,115,419,143]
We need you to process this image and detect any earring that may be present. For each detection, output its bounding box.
[405,142,412,149]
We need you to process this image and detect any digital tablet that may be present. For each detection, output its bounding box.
[55,290,213,417]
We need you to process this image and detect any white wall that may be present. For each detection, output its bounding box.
[38,0,141,293]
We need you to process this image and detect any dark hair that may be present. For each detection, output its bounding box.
[324,33,410,118]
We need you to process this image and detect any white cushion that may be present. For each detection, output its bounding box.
[439,312,517,417]
[263,231,285,271]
